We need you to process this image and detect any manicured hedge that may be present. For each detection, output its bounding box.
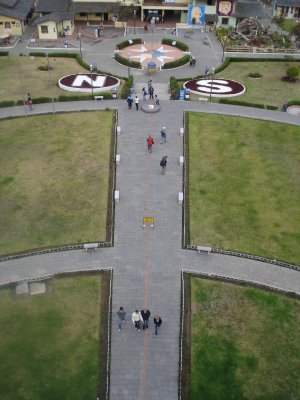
[162,55,190,70]
[114,53,141,69]
[162,38,189,51]
[122,75,133,99]
[0,100,15,108]
[287,99,300,106]
[58,92,112,102]
[0,51,9,56]
[219,98,265,108]
[170,76,180,99]
[116,38,143,50]
[32,97,54,104]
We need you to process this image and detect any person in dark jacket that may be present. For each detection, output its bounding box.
[154,315,162,337]
[141,309,151,330]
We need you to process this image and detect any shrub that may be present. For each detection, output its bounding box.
[33,97,54,104]
[121,75,133,99]
[219,98,265,109]
[114,53,141,69]
[266,105,279,110]
[291,23,300,38]
[286,66,299,80]
[248,72,263,78]
[38,65,53,71]
[272,16,285,25]
[162,55,190,69]
[162,38,189,51]
[116,38,143,50]
[214,57,230,74]
[58,94,93,102]
[287,99,300,106]
[48,52,77,58]
[0,100,15,107]
[170,76,180,100]
[28,52,46,57]
[0,51,9,56]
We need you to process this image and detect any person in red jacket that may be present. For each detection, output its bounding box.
[146,135,154,153]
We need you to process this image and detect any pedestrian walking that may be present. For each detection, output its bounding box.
[154,315,162,337]
[155,95,159,106]
[134,95,139,110]
[141,309,151,330]
[144,24,148,32]
[189,56,193,67]
[27,93,33,111]
[142,87,147,101]
[160,127,167,144]
[132,310,143,332]
[97,26,101,37]
[127,94,133,109]
[160,156,168,174]
[192,57,196,67]
[149,86,154,100]
[147,79,152,91]
[117,306,126,331]
[205,66,210,75]
[147,135,154,153]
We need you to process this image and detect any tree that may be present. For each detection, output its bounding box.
[286,66,299,81]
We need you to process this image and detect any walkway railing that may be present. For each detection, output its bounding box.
[225,46,300,55]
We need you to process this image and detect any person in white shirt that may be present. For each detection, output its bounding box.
[132,310,143,332]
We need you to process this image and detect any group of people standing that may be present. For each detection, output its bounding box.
[117,307,162,337]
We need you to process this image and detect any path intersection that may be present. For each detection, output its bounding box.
[1,29,300,400]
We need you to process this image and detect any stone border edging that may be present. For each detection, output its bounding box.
[186,245,300,272]
[0,243,107,263]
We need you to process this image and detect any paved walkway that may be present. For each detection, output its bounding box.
[0,99,300,400]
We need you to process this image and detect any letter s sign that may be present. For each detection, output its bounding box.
[183,78,246,98]
[196,79,233,94]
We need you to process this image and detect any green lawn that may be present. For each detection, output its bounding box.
[0,111,114,255]
[215,61,300,107]
[188,113,300,264]
[0,275,103,400]
[279,21,298,32]
[190,277,300,400]
[0,56,88,102]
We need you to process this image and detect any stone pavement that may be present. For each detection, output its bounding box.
[0,99,300,400]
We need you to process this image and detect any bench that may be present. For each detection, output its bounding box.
[199,97,208,103]
[178,192,184,204]
[94,96,104,101]
[84,243,98,252]
[179,127,184,137]
[179,156,185,166]
[197,245,212,254]
[114,190,120,202]
[116,126,121,135]
[116,154,120,165]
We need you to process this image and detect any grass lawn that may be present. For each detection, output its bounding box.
[0,275,104,400]
[188,113,300,264]
[215,61,300,107]
[0,56,88,102]
[279,21,298,32]
[0,111,114,255]
[189,277,300,400]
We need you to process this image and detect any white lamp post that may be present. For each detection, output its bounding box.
[78,32,82,59]
[133,9,137,34]
[90,64,94,97]
[209,67,215,103]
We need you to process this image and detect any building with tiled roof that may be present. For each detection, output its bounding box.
[0,0,36,36]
